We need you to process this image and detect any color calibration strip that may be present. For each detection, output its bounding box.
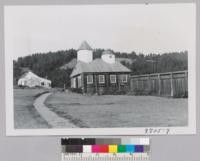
[61,138,151,161]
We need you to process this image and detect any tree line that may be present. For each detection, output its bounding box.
[13,49,188,88]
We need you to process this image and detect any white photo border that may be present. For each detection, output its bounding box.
[4,3,196,136]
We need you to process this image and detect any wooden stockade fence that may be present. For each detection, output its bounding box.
[130,70,188,98]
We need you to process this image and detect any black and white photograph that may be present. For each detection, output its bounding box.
[4,3,196,135]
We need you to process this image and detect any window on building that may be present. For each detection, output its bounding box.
[98,75,105,84]
[71,78,76,88]
[78,75,82,87]
[41,82,44,86]
[87,75,93,84]
[121,74,128,83]
[110,75,116,83]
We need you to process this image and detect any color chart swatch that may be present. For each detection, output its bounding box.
[61,138,151,161]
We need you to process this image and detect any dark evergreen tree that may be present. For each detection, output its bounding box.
[13,49,188,87]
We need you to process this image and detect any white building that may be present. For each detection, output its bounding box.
[18,71,51,88]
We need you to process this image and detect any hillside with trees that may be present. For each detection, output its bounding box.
[13,49,188,88]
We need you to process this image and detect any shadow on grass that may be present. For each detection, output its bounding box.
[46,103,89,128]
[25,104,52,129]
[34,91,50,99]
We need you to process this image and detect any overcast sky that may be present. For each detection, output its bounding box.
[4,3,196,60]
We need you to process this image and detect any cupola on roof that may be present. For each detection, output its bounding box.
[78,41,92,51]
[102,49,114,55]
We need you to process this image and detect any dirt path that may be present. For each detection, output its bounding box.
[33,93,77,128]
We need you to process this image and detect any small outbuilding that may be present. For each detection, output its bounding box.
[18,71,51,88]
[70,41,131,94]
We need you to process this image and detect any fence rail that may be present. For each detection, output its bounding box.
[130,70,188,97]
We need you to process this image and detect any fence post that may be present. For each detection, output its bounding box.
[158,74,161,96]
[170,72,174,97]
[148,74,151,94]
[184,71,188,95]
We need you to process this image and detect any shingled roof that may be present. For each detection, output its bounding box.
[19,71,51,83]
[70,59,131,77]
[78,41,92,51]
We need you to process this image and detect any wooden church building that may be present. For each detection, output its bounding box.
[70,41,131,94]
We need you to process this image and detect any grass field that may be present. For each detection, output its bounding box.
[14,88,51,129]
[45,91,188,128]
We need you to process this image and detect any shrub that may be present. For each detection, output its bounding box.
[68,88,83,94]
[173,91,188,98]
